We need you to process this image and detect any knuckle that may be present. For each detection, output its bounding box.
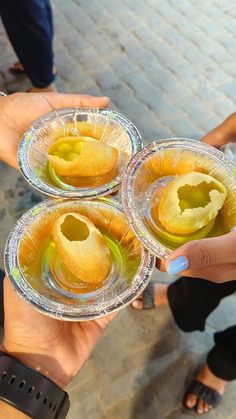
[190,241,212,269]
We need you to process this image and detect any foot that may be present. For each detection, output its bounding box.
[131,283,168,309]
[27,83,57,93]
[10,62,25,72]
[184,363,226,414]
[10,61,57,75]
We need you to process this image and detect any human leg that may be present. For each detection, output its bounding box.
[184,326,236,415]
[133,275,236,414]
[0,0,55,88]
[169,277,236,414]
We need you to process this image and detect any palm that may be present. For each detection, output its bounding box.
[0,92,109,169]
[3,277,111,388]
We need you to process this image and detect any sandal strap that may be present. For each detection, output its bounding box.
[187,379,222,407]
[142,282,155,309]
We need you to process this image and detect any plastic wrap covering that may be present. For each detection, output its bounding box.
[221,142,236,162]
[4,198,155,321]
[122,138,236,259]
[18,108,142,199]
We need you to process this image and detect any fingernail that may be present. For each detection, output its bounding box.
[104,96,110,103]
[167,256,189,275]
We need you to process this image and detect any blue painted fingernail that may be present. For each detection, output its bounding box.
[167,256,189,275]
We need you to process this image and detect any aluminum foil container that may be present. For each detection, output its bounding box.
[4,198,155,321]
[18,108,142,199]
[122,138,236,259]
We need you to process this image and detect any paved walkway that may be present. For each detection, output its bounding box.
[1,1,236,418]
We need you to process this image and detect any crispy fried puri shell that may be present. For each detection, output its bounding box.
[53,212,111,283]
[158,172,227,234]
[48,136,118,178]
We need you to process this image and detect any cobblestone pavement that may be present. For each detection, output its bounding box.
[1,0,236,418]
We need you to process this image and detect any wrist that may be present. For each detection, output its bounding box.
[1,345,73,389]
[0,351,70,418]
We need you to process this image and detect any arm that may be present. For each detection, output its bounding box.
[0,277,113,418]
[0,92,111,417]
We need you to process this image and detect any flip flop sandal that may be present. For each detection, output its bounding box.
[183,379,222,415]
[133,282,156,309]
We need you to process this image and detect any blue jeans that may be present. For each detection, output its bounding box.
[0,0,54,87]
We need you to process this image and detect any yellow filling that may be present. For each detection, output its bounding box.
[60,215,89,241]
[50,140,84,161]
[52,212,111,284]
[48,136,118,178]
[178,182,215,212]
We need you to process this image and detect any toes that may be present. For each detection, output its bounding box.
[185,393,197,409]
[202,401,210,413]
[185,394,212,415]
[197,399,204,414]
[131,298,143,309]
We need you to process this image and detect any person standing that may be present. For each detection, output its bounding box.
[0,0,56,92]
[132,112,236,415]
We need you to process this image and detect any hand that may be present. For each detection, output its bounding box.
[159,231,236,283]
[1,277,113,388]
[202,111,236,147]
[0,92,109,169]
[158,113,236,283]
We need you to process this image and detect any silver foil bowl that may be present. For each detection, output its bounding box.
[4,198,155,321]
[122,138,236,259]
[18,108,142,199]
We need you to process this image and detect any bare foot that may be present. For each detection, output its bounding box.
[131,283,168,309]
[27,83,57,93]
[185,363,226,414]
[10,61,57,75]
[10,62,25,72]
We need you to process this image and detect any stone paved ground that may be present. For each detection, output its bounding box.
[1,0,236,418]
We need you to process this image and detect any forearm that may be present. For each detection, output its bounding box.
[1,346,71,389]
[0,348,70,419]
[0,401,30,418]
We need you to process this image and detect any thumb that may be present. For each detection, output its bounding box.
[42,93,110,110]
[165,231,236,275]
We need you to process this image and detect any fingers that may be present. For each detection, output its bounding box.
[41,93,110,110]
[160,231,236,277]
[176,263,236,282]
[95,311,117,330]
[202,112,236,147]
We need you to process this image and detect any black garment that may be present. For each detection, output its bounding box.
[0,0,54,88]
[168,277,236,381]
